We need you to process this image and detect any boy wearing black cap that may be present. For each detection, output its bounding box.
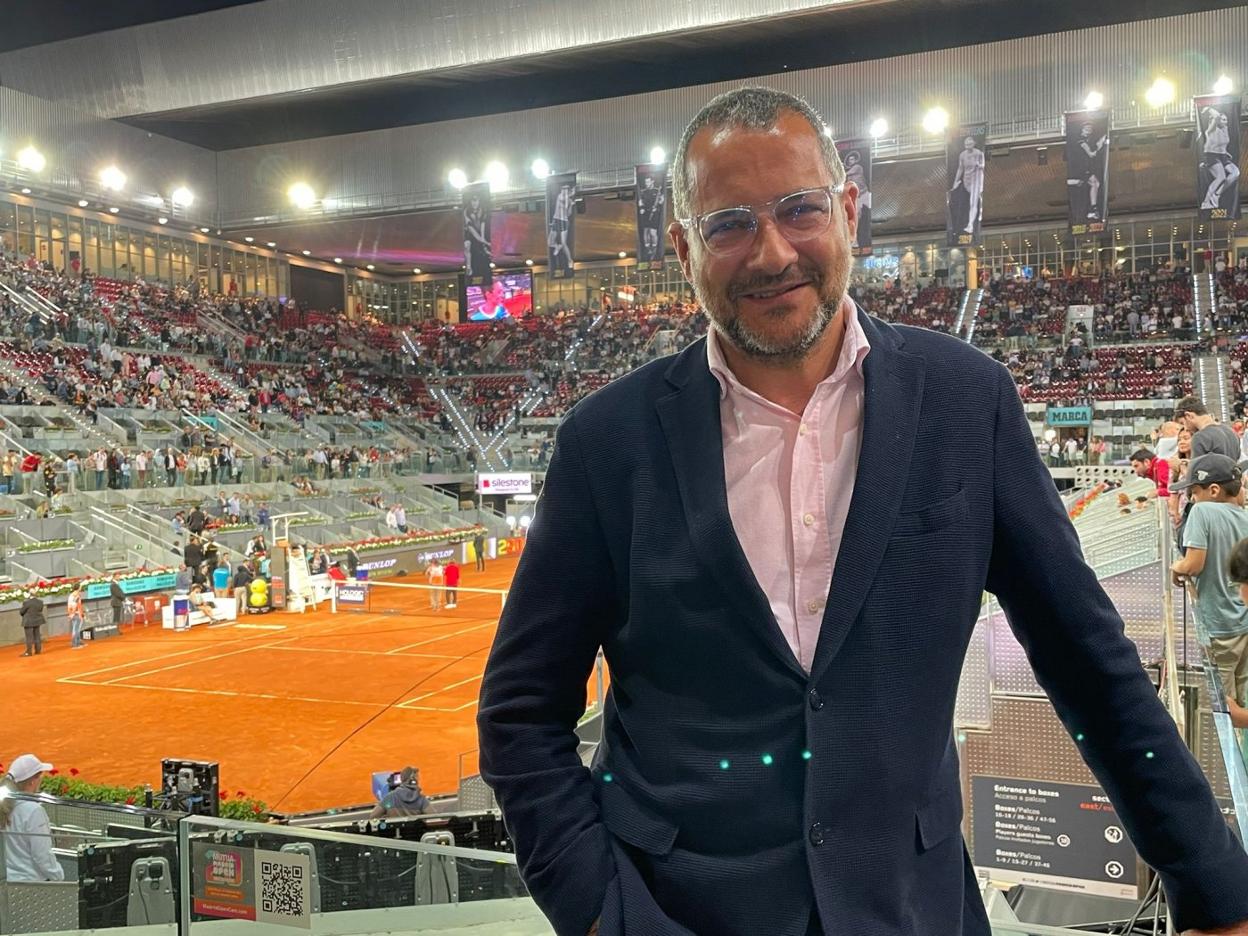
[1171,453,1248,709]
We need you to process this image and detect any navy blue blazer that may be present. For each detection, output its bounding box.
[478,310,1248,936]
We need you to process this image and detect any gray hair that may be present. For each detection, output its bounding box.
[671,86,845,220]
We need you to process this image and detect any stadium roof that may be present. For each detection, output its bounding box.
[0,0,1239,150]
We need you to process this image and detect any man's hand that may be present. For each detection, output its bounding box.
[1171,568,1188,588]
[1186,923,1248,935]
[587,920,599,936]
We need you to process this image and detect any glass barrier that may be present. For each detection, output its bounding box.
[177,814,540,935]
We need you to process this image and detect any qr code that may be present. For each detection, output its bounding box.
[260,859,305,917]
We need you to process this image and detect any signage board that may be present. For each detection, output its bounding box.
[1046,405,1093,427]
[336,584,368,605]
[476,472,533,495]
[85,571,177,601]
[971,776,1137,899]
[192,843,310,928]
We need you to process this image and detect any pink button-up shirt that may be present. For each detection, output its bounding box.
[707,302,870,672]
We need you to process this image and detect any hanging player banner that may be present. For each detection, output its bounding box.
[462,181,493,287]
[1064,110,1110,235]
[545,172,577,279]
[1194,94,1242,220]
[635,164,668,270]
[836,138,873,256]
[946,124,987,247]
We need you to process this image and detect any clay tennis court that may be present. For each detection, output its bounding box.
[0,556,583,813]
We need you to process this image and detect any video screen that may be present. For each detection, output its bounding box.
[466,272,532,321]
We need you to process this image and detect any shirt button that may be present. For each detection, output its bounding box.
[799,423,809,436]
[809,689,824,711]
[802,512,815,527]
[809,822,824,846]
[806,599,821,614]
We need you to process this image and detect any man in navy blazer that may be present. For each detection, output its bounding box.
[478,87,1248,936]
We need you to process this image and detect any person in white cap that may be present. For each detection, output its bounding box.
[0,754,64,882]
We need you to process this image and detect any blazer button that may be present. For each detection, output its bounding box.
[808,689,824,711]
[808,822,824,846]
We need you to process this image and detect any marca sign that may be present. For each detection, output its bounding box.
[476,472,533,495]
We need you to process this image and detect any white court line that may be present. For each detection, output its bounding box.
[58,640,250,682]
[101,642,277,685]
[235,623,287,631]
[57,678,386,708]
[404,699,480,713]
[267,646,466,660]
[397,673,484,708]
[386,621,495,654]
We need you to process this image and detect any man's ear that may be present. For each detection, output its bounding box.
[670,222,694,284]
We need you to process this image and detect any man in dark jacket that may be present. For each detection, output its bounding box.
[183,536,204,574]
[187,506,206,536]
[109,575,126,627]
[232,560,254,617]
[19,594,44,656]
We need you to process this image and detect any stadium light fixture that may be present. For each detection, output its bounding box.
[525,258,534,266]
[1144,77,1176,108]
[288,181,317,209]
[266,241,276,248]
[413,267,422,274]
[921,107,949,135]
[200,226,210,233]
[447,168,468,190]
[531,158,551,180]
[244,236,254,243]
[366,264,375,271]
[650,146,666,165]
[157,217,168,225]
[869,117,889,139]
[77,199,89,208]
[301,249,311,256]
[1213,75,1234,96]
[488,261,497,269]
[17,146,45,173]
[108,207,119,214]
[618,251,628,259]
[19,188,31,195]
[485,160,509,192]
[171,186,195,208]
[333,257,342,263]
[99,165,126,191]
[1083,91,1104,111]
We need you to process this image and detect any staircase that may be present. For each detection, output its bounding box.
[0,281,53,326]
[1193,271,1215,338]
[0,356,119,448]
[1192,354,1233,424]
[953,288,984,343]
[430,384,492,468]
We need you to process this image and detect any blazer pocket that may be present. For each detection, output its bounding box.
[892,489,967,538]
[598,775,679,856]
[915,783,965,852]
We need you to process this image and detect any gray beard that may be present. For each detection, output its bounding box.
[710,298,840,366]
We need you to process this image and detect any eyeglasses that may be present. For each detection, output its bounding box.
[679,185,845,257]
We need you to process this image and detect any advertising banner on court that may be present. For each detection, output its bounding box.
[1194,94,1242,220]
[971,776,1137,899]
[836,138,873,256]
[462,181,493,287]
[947,124,987,246]
[545,172,577,279]
[1046,405,1093,426]
[86,571,177,600]
[193,841,257,921]
[1064,110,1110,234]
[476,472,533,495]
[336,583,368,605]
[635,164,668,270]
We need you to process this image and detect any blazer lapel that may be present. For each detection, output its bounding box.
[811,312,925,680]
[656,341,807,680]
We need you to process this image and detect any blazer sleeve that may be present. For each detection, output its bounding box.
[984,365,1248,931]
[477,410,620,935]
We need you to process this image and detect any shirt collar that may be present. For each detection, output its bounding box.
[706,296,870,401]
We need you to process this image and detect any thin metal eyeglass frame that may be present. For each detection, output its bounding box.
[678,184,846,256]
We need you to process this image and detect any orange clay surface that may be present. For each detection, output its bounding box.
[0,557,599,813]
